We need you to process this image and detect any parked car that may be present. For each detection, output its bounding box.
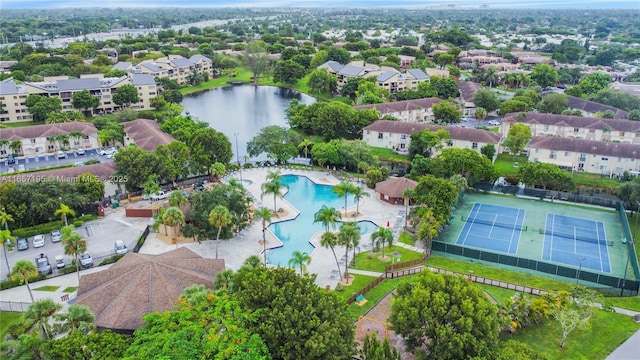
[33,234,45,248]
[114,240,128,255]
[76,148,85,155]
[55,255,65,269]
[17,164,25,172]
[35,254,53,275]
[149,191,170,201]
[488,120,501,126]
[80,252,94,268]
[557,84,567,89]
[74,161,85,167]
[16,238,29,251]
[7,155,15,164]
[51,230,61,243]
[99,147,117,156]
[56,151,67,159]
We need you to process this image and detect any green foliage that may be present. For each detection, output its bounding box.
[426,148,498,185]
[432,101,462,123]
[389,271,500,359]
[112,84,140,107]
[307,68,337,95]
[273,59,306,85]
[233,267,355,359]
[1,274,46,290]
[537,93,568,114]
[244,40,270,84]
[578,72,611,95]
[408,128,450,160]
[247,125,300,164]
[360,334,402,360]
[287,100,378,141]
[589,88,640,112]
[503,123,532,157]
[99,254,125,266]
[412,174,458,223]
[189,183,250,241]
[25,94,62,122]
[186,127,233,175]
[481,143,496,159]
[473,89,499,112]
[44,330,133,360]
[530,63,559,88]
[71,89,100,114]
[518,161,575,191]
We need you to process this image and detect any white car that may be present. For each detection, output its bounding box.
[488,120,501,126]
[99,148,117,156]
[55,255,65,269]
[149,191,170,201]
[33,234,45,248]
[114,240,128,255]
[76,148,86,155]
[56,151,67,159]
[50,230,61,243]
[80,252,94,268]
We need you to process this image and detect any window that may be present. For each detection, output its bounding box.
[579,154,586,161]
[574,128,579,133]
[30,139,36,143]
[544,125,549,130]
[636,132,640,137]
[564,151,570,157]
[378,133,383,139]
[621,132,626,137]
[602,157,609,161]
[618,157,623,162]
[400,134,406,140]
[558,126,564,130]
[472,142,478,149]
[550,151,556,159]
[590,129,595,133]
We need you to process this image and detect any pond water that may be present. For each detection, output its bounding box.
[180,85,316,161]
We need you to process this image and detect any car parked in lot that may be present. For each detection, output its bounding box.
[147,191,170,201]
[114,240,128,255]
[55,255,65,269]
[35,254,53,275]
[76,148,85,155]
[80,252,94,268]
[33,234,45,248]
[99,147,117,156]
[488,120,501,126]
[17,238,29,251]
[7,155,15,164]
[51,230,61,243]
[56,151,67,159]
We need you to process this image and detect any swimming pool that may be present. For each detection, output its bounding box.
[266,175,378,266]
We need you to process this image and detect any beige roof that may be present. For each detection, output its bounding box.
[75,247,225,332]
[0,122,97,140]
[375,177,418,198]
[123,119,176,151]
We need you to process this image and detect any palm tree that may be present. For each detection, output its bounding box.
[208,205,232,259]
[402,187,414,229]
[417,207,439,255]
[449,174,468,194]
[314,205,342,232]
[240,255,264,271]
[53,304,95,335]
[162,207,185,237]
[253,207,273,266]
[371,226,393,259]
[24,298,61,340]
[152,207,168,235]
[298,139,314,163]
[485,65,499,88]
[61,226,87,284]
[261,179,286,214]
[10,260,38,302]
[210,162,226,181]
[288,251,311,276]
[332,181,356,218]
[54,203,75,227]
[59,134,70,150]
[9,139,22,156]
[338,222,360,282]
[320,231,341,279]
[68,130,83,149]
[214,269,235,291]
[168,190,189,209]
[0,209,14,271]
[352,186,370,219]
[0,139,9,154]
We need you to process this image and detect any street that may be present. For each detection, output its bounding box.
[0,149,114,174]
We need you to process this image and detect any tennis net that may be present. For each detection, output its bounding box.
[540,228,603,245]
[461,216,527,231]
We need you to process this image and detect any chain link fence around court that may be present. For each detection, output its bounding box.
[434,188,640,296]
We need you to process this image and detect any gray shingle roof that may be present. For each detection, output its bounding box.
[140,63,163,73]
[354,97,442,115]
[338,64,365,77]
[406,68,429,80]
[529,136,640,159]
[363,120,501,144]
[318,60,343,72]
[129,73,155,86]
[502,112,640,133]
[566,95,629,119]
[377,71,397,82]
[0,79,19,95]
[112,62,132,71]
[56,78,102,92]
[190,54,211,63]
[171,58,193,68]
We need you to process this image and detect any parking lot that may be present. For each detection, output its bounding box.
[0,149,114,174]
[1,211,150,277]
[452,116,502,129]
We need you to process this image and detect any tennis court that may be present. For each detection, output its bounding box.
[456,203,525,254]
[542,214,611,273]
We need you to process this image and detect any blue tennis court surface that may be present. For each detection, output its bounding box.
[456,203,525,254]
[542,214,611,273]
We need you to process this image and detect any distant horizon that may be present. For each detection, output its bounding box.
[2,0,639,10]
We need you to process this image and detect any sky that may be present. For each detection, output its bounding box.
[2,0,639,9]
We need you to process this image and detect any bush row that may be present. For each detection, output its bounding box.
[1,273,47,290]
[11,214,98,239]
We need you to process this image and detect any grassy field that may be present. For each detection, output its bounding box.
[494,153,529,176]
[352,245,424,272]
[62,286,77,293]
[33,285,60,292]
[505,310,640,360]
[398,231,416,246]
[605,296,640,312]
[369,146,412,163]
[0,312,23,340]
[477,283,520,303]
[342,276,409,321]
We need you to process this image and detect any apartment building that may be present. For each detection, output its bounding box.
[0,122,100,157]
[113,54,213,85]
[354,97,442,123]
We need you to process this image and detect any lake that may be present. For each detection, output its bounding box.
[180,85,317,161]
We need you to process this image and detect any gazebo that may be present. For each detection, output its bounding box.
[374,177,418,205]
[74,247,225,334]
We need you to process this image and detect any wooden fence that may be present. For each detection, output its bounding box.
[346,267,426,304]
[384,255,427,272]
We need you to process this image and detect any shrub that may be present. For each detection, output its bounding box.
[73,220,84,228]
[59,266,77,275]
[504,175,521,185]
[12,221,65,239]
[1,274,47,290]
[99,254,125,266]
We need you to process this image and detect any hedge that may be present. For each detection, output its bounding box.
[99,254,125,266]
[11,214,98,239]
[1,274,47,290]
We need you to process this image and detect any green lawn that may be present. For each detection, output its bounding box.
[505,310,640,360]
[369,146,412,163]
[494,153,529,176]
[343,276,410,321]
[571,172,620,191]
[62,286,77,293]
[0,121,45,128]
[398,231,416,246]
[477,283,520,304]
[427,255,577,292]
[352,245,424,272]
[0,312,23,340]
[334,274,377,301]
[33,285,60,292]
[605,296,640,312]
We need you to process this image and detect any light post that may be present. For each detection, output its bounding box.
[575,257,586,286]
[621,237,633,296]
[404,179,409,229]
[2,207,10,274]
[234,132,243,183]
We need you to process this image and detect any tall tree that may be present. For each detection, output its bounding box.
[253,207,273,266]
[247,125,300,164]
[25,94,62,123]
[288,250,311,276]
[53,304,95,336]
[371,226,393,258]
[72,89,100,116]
[553,287,602,348]
[261,171,286,213]
[24,298,62,340]
[208,205,233,259]
[337,221,360,281]
[530,63,559,88]
[473,89,499,112]
[352,186,370,219]
[10,260,38,302]
[244,40,269,85]
[332,181,356,218]
[233,267,355,359]
[389,271,500,360]
[503,123,532,159]
[314,205,343,276]
[54,203,75,227]
[61,225,87,284]
[537,93,569,114]
[112,84,140,107]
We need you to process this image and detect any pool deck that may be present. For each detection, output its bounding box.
[140,167,413,288]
